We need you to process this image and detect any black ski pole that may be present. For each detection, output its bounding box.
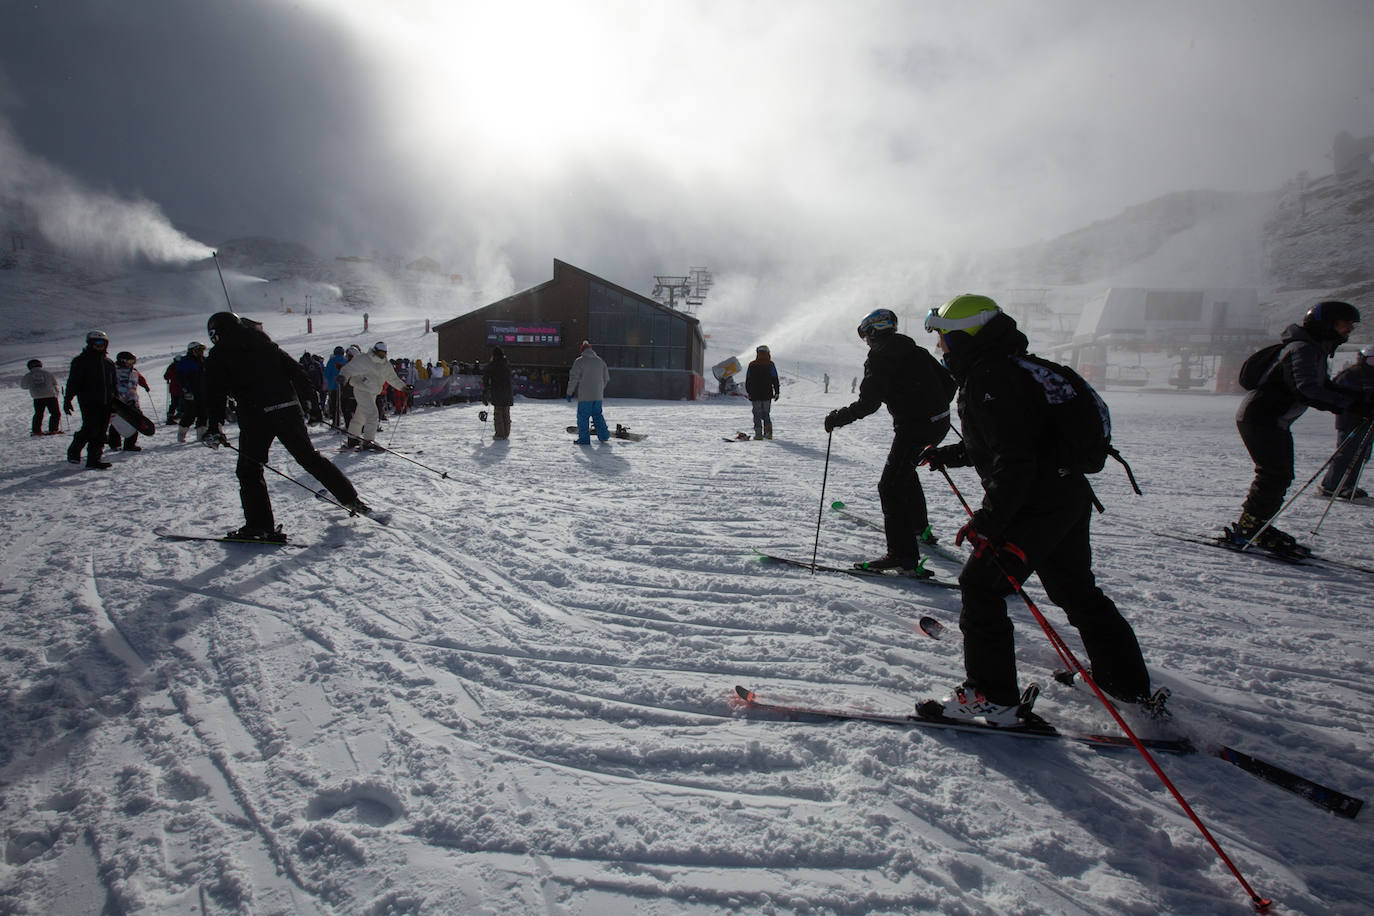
[323,421,452,479]
[218,439,366,517]
[810,430,833,573]
[931,466,1271,912]
[212,251,234,309]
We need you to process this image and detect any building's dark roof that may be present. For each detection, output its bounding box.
[435,259,699,332]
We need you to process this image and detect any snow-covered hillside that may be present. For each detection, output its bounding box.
[2,307,1372,914]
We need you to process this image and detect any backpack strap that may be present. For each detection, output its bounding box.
[1110,447,1143,496]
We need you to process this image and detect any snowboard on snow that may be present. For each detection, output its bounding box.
[566,424,647,441]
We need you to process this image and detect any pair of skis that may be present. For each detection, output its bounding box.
[752,548,959,590]
[733,683,1363,819]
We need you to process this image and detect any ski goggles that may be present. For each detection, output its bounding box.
[923,307,997,334]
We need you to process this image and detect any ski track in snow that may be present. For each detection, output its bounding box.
[2,326,1373,914]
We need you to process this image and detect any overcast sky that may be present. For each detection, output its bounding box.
[2,0,1373,332]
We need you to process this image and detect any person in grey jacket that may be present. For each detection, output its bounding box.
[567,341,611,444]
[21,358,61,436]
[1235,301,1372,551]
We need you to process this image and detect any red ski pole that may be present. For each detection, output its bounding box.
[934,466,1272,912]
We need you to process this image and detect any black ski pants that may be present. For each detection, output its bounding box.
[68,397,111,465]
[957,479,1150,706]
[879,427,938,559]
[236,407,359,532]
[31,397,59,435]
[1237,420,1294,520]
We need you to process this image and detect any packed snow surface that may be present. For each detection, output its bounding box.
[2,313,1372,915]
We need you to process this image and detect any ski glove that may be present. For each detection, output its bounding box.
[63,401,74,415]
[920,443,966,470]
[823,410,843,432]
[201,428,228,449]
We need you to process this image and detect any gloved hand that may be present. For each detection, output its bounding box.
[920,444,964,471]
[823,409,842,432]
[954,519,987,550]
[63,401,74,415]
[308,410,323,426]
[201,427,227,449]
[772,393,779,402]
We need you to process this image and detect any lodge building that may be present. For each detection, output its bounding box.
[434,259,707,400]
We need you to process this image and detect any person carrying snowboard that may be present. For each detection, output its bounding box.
[919,294,1158,726]
[200,311,370,542]
[337,341,406,450]
[21,358,61,436]
[1319,344,1374,499]
[745,345,780,439]
[63,330,117,470]
[109,351,151,451]
[823,308,955,572]
[1234,301,1371,552]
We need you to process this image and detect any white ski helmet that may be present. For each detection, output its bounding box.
[86,329,109,346]
[372,341,388,354]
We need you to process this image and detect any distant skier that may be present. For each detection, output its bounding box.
[63,330,117,469]
[920,294,1158,726]
[323,346,348,426]
[482,345,514,440]
[174,341,209,442]
[824,308,955,571]
[567,341,611,444]
[162,357,182,424]
[745,345,780,439]
[337,341,406,450]
[109,351,151,452]
[1319,343,1374,499]
[21,358,61,436]
[201,311,370,542]
[1233,301,1371,551]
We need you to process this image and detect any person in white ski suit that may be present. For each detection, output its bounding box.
[338,341,406,449]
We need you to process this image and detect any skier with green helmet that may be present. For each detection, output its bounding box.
[919,294,1157,726]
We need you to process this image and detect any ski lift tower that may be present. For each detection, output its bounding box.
[653,267,713,315]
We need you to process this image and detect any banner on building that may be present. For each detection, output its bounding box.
[485,321,562,347]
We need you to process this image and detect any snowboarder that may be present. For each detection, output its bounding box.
[1319,344,1374,499]
[920,294,1157,726]
[174,341,209,442]
[567,341,611,444]
[201,311,370,542]
[1234,301,1371,550]
[823,308,956,571]
[109,351,151,451]
[63,330,117,469]
[21,358,61,436]
[745,345,780,439]
[482,346,514,440]
[337,341,406,450]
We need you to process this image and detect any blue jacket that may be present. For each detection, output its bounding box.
[324,353,348,391]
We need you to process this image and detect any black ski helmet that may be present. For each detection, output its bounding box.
[116,351,135,363]
[857,308,899,339]
[1303,300,1360,342]
[27,358,41,369]
[207,311,241,344]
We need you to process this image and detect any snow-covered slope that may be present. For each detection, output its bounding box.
[2,307,1372,914]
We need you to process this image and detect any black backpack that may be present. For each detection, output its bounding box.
[1013,354,1142,502]
[1237,342,1285,391]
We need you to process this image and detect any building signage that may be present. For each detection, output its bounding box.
[485,321,562,347]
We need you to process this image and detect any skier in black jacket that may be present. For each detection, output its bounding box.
[744,345,781,439]
[1320,345,1374,499]
[824,309,956,571]
[64,330,118,469]
[920,295,1154,726]
[200,311,370,542]
[1234,301,1370,551]
[482,346,514,440]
